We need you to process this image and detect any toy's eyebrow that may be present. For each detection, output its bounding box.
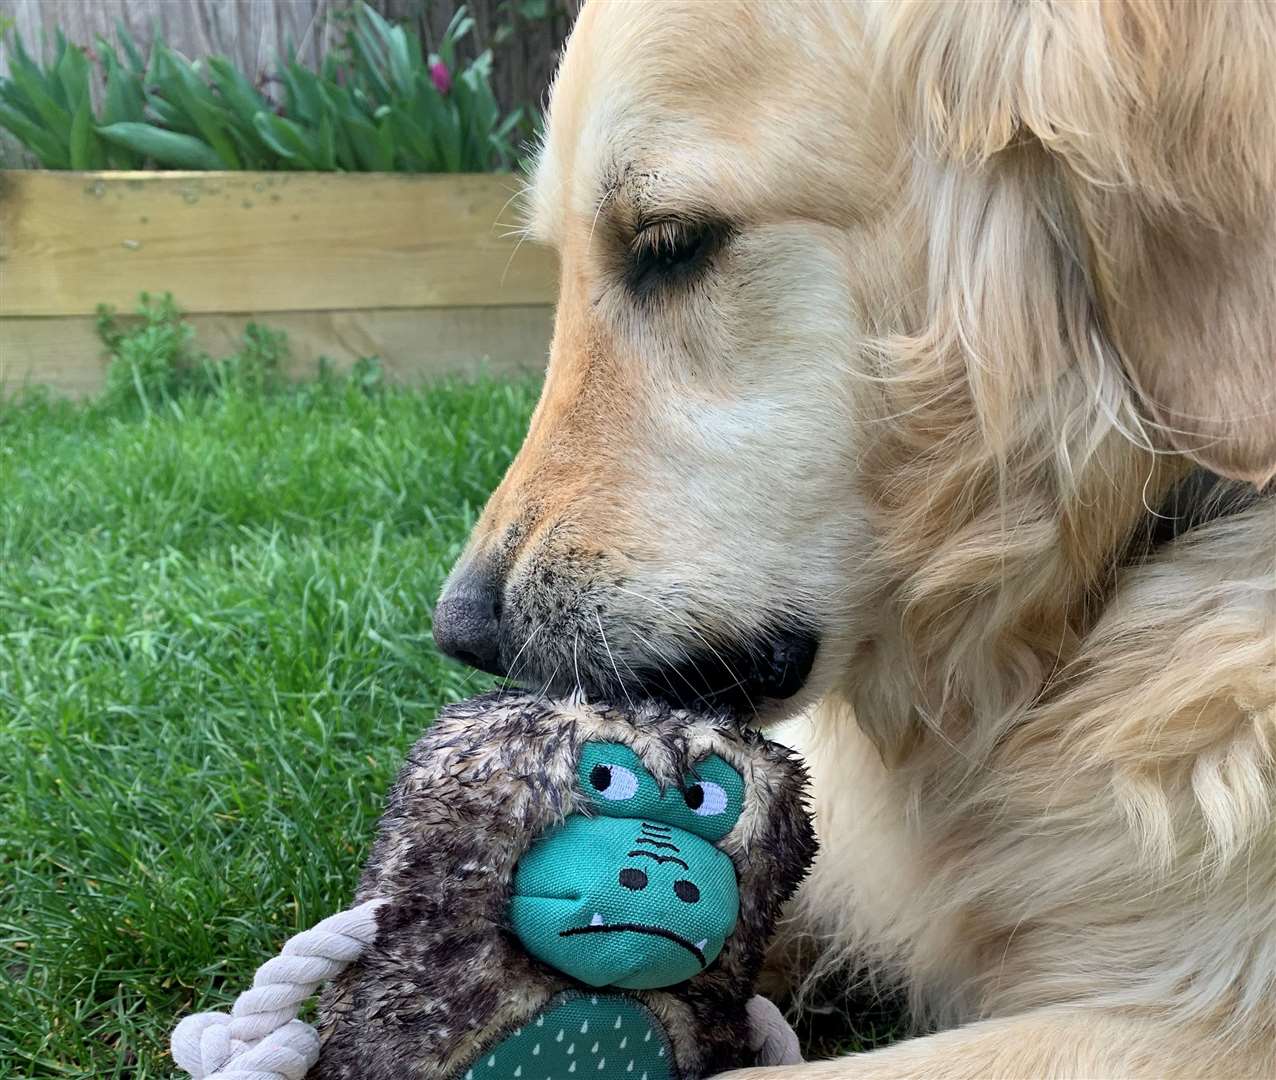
[626,849,689,870]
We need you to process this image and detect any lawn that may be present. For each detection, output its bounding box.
[0,304,540,1077]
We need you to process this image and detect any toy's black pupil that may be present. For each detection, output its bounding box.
[590,764,611,791]
[683,784,704,810]
[674,879,700,903]
[619,868,648,890]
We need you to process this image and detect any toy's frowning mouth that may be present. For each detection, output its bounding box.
[560,919,708,966]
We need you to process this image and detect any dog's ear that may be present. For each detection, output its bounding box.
[877,1,1276,484]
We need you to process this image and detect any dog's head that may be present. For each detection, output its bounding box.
[435,0,1275,720]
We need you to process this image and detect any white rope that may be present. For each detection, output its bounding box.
[171,899,387,1080]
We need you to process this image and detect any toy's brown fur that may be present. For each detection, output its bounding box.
[313,691,816,1079]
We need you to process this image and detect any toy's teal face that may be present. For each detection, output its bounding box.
[508,743,744,990]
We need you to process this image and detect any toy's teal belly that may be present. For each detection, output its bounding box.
[462,991,676,1080]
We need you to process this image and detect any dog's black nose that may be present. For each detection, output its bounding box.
[432,563,505,676]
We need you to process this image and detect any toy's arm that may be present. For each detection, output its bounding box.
[747,995,804,1067]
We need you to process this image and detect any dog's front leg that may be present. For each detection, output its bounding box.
[719,1005,1272,1080]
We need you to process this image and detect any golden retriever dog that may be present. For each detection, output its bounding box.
[432,2,1276,1076]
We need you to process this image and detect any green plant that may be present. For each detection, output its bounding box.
[0,3,522,172]
[0,27,107,168]
[96,293,286,413]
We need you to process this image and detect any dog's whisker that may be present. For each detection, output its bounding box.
[624,623,728,715]
[571,629,584,701]
[611,584,760,720]
[595,610,637,713]
[501,621,544,690]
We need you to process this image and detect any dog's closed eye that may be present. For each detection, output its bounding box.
[626,218,730,298]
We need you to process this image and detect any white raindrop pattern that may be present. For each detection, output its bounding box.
[461,991,675,1080]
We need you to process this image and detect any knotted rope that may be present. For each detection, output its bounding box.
[171,899,387,1080]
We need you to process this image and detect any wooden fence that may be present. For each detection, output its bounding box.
[0,170,558,395]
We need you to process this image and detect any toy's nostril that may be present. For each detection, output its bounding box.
[619,868,648,890]
[673,880,700,903]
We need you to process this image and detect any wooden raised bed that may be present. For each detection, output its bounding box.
[0,170,558,395]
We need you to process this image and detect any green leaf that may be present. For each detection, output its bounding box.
[384,25,415,99]
[95,38,124,76]
[102,52,146,127]
[144,31,166,85]
[144,95,199,136]
[55,41,92,116]
[0,102,70,168]
[316,85,358,170]
[280,61,323,126]
[413,74,461,171]
[489,107,524,170]
[356,3,397,49]
[350,21,394,105]
[0,79,44,128]
[8,23,31,62]
[252,111,320,169]
[375,114,397,170]
[391,108,439,171]
[250,112,298,160]
[437,5,475,71]
[207,57,269,130]
[342,115,393,171]
[316,108,337,170]
[455,56,499,168]
[6,58,72,135]
[156,46,242,168]
[68,91,94,169]
[96,122,225,169]
[319,82,363,126]
[354,3,417,100]
[47,29,72,109]
[115,19,148,74]
[223,123,272,170]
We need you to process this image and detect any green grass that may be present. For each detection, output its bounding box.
[0,306,540,1076]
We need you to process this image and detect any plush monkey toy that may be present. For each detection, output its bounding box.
[313,690,816,1080]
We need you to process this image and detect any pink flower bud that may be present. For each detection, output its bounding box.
[429,60,451,95]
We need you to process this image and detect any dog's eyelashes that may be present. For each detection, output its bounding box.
[633,220,708,266]
[625,218,728,297]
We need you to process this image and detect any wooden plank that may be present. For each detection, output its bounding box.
[0,171,556,317]
[0,306,554,398]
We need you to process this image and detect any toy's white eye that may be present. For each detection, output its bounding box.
[683,780,728,816]
[589,763,638,801]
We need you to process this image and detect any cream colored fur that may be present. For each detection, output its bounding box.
[452,2,1276,1076]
